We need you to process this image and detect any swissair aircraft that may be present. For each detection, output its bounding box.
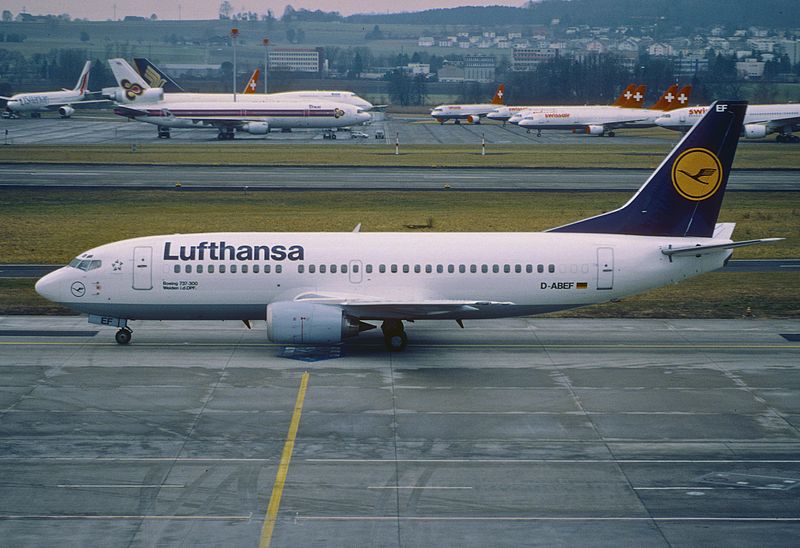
[504,84,650,125]
[655,104,800,143]
[35,101,780,351]
[517,84,692,136]
[489,83,640,123]
[429,84,505,124]
[107,59,370,139]
[1,61,101,118]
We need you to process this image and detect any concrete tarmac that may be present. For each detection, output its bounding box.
[1,316,799,547]
[1,164,798,191]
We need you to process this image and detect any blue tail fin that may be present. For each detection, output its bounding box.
[133,58,185,92]
[550,101,747,237]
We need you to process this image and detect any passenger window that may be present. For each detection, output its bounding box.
[481,264,488,273]
[208,265,215,274]
[276,265,282,274]
[548,264,555,273]
[331,264,337,274]
[526,265,533,274]
[537,264,544,273]
[309,264,315,273]
[353,264,359,273]
[242,264,248,273]
[197,264,203,274]
[470,265,477,273]
[425,265,432,273]
[320,264,326,274]
[264,265,271,274]
[436,265,443,273]
[403,265,409,273]
[219,265,226,274]
[459,265,466,273]
[341,264,348,274]
[414,265,421,274]
[391,264,398,273]
[504,264,510,273]
[253,265,259,273]
[366,264,373,274]
[493,264,499,273]
[185,265,192,274]
[379,264,386,273]
[174,265,180,273]
[515,264,522,273]
[230,264,237,274]
[448,265,455,273]
[298,265,305,274]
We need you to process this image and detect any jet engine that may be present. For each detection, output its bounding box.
[743,124,767,139]
[466,115,480,124]
[113,87,164,104]
[241,122,270,135]
[266,302,375,345]
[585,125,605,135]
[58,105,75,118]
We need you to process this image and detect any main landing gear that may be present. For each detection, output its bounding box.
[777,134,800,143]
[157,126,171,139]
[217,128,235,140]
[115,327,132,345]
[381,320,407,352]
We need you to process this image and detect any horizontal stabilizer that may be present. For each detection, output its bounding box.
[662,238,784,257]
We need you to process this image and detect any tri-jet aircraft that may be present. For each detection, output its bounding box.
[36,101,780,351]
[107,59,371,139]
[1,61,103,118]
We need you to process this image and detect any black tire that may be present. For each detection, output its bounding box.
[608,131,616,137]
[384,331,408,352]
[115,329,131,345]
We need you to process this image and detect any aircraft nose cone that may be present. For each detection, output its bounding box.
[35,270,61,303]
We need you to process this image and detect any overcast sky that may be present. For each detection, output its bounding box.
[3,1,525,20]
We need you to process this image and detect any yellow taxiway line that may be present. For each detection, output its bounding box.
[259,371,309,548]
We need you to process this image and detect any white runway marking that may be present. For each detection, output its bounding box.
[56,484,185,488]
[0,514,253,520]
[368,486,473,490]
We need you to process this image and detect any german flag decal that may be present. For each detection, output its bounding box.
[577,282,588,289]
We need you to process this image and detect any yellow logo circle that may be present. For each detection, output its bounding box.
[671,148,723,201]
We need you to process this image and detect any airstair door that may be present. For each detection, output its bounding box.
[133,246,153,290]
[597,247,614,290]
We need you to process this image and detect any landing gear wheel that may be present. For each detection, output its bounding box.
[115,328,132,345]
[384,331,408,352]
[607,131,616,137]
[381,320,407,352]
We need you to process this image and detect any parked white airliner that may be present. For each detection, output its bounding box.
[1,61,96,118]
[655,104,800,143]
[429,84,505,124]
[35,101,779,351]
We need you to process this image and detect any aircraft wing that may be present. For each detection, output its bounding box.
[762,114,800,130]
[41,99,111,110]
[293,291,514,319]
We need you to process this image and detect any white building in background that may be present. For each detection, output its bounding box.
[268,48,322,73]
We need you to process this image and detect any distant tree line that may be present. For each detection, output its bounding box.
[0,48,115,92]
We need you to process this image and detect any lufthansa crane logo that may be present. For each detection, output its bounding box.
[120,79,145,101]
[671,147,723,201]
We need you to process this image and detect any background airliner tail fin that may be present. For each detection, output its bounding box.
[549,101,748,237]
[73,60,92,93]
[490,84,505,105]
[649,84,679,111]
[108,58,150,90]
[620,84,647,108]
[243,69,260,94]
[612,84,636,106]
[133,58,185,92]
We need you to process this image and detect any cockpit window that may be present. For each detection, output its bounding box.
[69,258,102,271]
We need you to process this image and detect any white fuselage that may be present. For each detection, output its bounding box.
[517,106,663,131]
[6,89,85,113]
[35,232,730,322]
[430,103,500,122]
[119,100,371,130]
[144,91,373,110]
[655,104,800,132]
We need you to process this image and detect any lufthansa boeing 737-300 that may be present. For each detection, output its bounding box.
[35,101,781,351]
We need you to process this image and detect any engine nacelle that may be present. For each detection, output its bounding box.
[585,125,605,135]
[241,122,270,135]
[266,301,373,345]
[466,114,479,124]
[58,105,75,118]
[743,124,767,139]
[113,87,164,104]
